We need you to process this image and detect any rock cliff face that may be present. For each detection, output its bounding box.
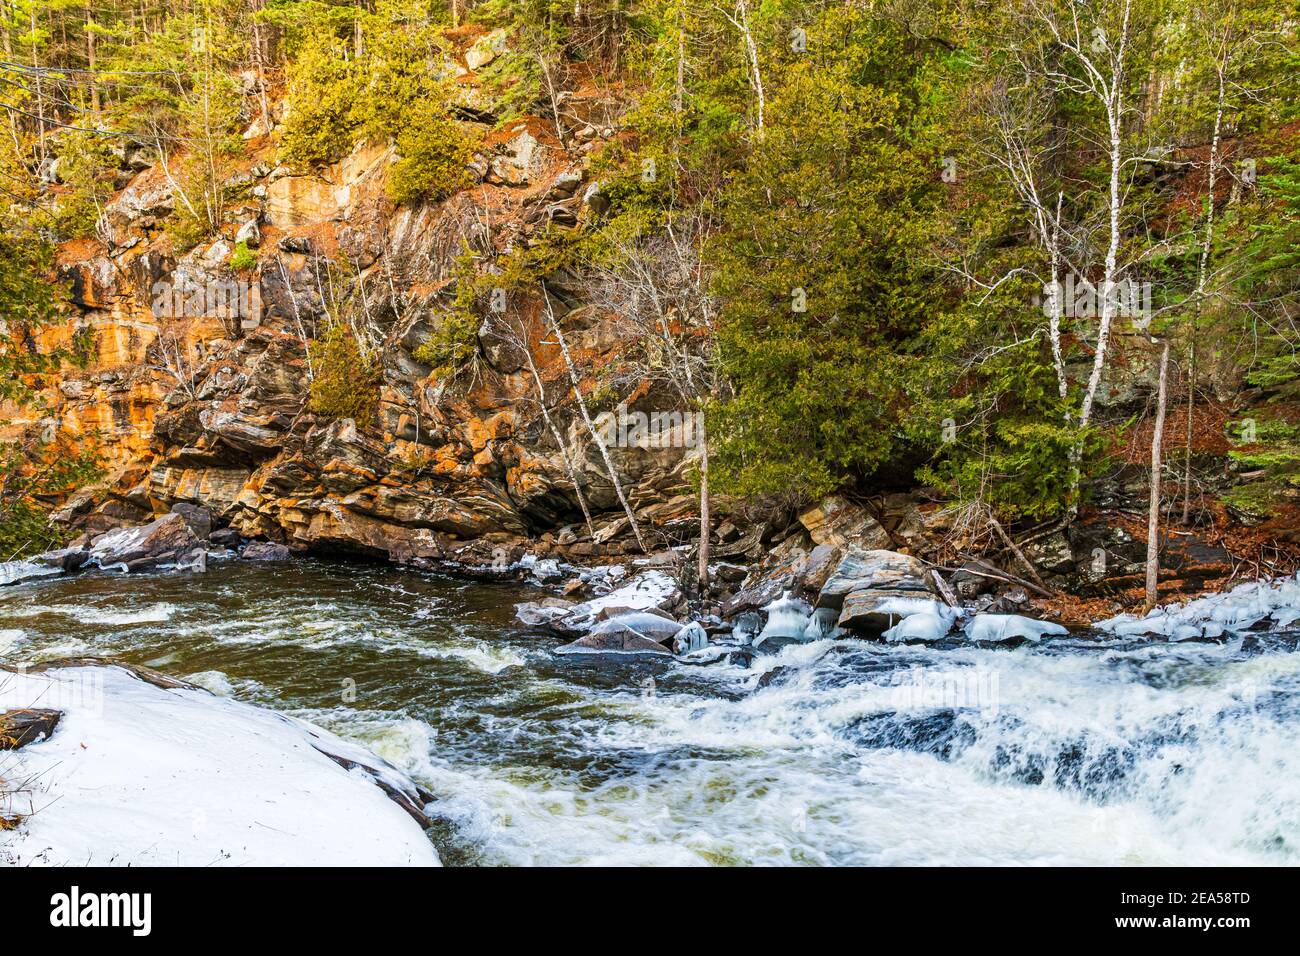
[3,29,1265,623]
[18,37,700,570]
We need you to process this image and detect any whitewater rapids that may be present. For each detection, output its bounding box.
[2,560,1297,865]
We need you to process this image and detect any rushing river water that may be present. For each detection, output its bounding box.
[2,558,1299,865]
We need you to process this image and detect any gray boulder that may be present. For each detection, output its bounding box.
[515,597,575,629]
[816,549,931,611]
[816,550,939,637]
[554,631,673,657]
[586,612,681,646]
[241,541,292,561]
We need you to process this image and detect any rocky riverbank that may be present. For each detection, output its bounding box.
[6,497,1282,674]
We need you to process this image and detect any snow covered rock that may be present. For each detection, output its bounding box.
[554,631,673,657]
[0,662,439,866]
[548,571,681,635]
[515,597,575,629]
[87,513,205,573]
[0,559,64,587]
[883,607,959,643]
[586,612,681,646]
[965,614,1067,645]
[1096,576,1300,642]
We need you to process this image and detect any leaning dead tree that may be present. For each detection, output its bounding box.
[482,304,596,537]
[540,284,648,553]
[584,211,721,593]
[1146,338,1171,608]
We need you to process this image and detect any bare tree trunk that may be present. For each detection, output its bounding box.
[697,420,710,597]
[30,10,45,161]
[732,0,764,132]
[1146,340,1171,608]
[1184,63,1226,523]
[520,343,596,537]
[1047,192,1068,402]
[674,5,686,116]
[85,8,100,112]
[1078,104,1124,432]
[542,287,648,552]
[251,4,271,133]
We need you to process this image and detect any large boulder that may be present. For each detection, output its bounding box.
[87,513,205,573]
[811,548,935,639]
[816,549,931,611]
[585,612,681,646]
[797,496,892,549]
[549,571,682,636]
[554,630,673,658]
[816,550,939,637]
[0,662,439,866]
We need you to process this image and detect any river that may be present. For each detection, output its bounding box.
[2,558,1297,865]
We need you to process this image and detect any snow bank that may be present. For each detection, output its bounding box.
[0,664,439,867]
[1096,575,1300,642]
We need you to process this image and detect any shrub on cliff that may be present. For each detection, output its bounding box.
[279,34,362,169]
[307,321,381,424]
[279,10,476,199]
[45,131,116,241]
[388,100,478,205]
